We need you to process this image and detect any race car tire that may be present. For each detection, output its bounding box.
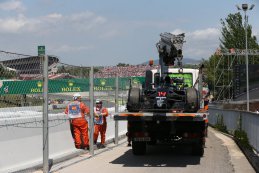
[185,88,199,112]
[127,88,140,112]
[145,70,153,90]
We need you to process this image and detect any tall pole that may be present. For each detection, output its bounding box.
[43,55,49,173]
[198,67,203,108]
[115,75,119,145]
[89,66,94,155]
[236,3,255,111]
[213,56,215,99]
[245,12,250,111]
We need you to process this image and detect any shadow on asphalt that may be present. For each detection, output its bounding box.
[110,144,202,167]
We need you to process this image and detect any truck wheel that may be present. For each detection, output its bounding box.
[145,70,153,90]
[132,141,146,155]
[127,88,140,112]
[185,88,199,112]
[192,144,204,156]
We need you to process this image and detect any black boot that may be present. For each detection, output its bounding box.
[99,144,106,148]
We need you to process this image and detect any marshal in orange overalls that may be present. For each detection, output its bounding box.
[94,100,109,147]
[65,93,90,149]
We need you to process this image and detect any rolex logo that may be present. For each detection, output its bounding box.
[37,81,43,87]
[68,80,74,87]
[132,78,139,84]
[100,79,106,86]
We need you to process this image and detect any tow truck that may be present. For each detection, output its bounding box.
[114,32,208,156]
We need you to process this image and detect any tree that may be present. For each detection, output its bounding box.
[58,65,66,73]
[182,64,199,69]
[0,65,16,79]
[204,13,259,100]
[202,56,217,90]
[220,12,258,50]
[57,65,100,78]
[117,63,130,67]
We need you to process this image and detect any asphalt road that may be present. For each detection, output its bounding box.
[49,127,255,173]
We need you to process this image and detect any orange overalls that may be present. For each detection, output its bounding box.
[65,101,90,149]
[94,107,109,144]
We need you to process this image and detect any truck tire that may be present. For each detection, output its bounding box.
[185,88,199,112]
[145,70,153,90]
[132,141,146,155]
[192,143,204,156]
[127,88,140,112]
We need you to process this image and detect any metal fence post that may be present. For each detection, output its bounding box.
[89,66,94,155]
[43,55,49,173]
[198,72,203,108]
[115,75,119,145]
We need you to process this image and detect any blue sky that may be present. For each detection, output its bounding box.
[0,0,258,66]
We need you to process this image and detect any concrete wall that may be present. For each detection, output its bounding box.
[209,107,259,154]
[0,114,127,173]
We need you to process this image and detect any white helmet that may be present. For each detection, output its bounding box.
[73,93,81,100]
[96,99,102,104]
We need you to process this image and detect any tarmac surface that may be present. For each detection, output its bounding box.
[33,127,256,173]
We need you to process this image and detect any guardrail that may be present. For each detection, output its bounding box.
[0,113,127,173]
[209,107,259,153]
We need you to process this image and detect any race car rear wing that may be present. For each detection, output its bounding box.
[113,112,208,121]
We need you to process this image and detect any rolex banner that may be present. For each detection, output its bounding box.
[0,77,144,95]
[0,79,88,95]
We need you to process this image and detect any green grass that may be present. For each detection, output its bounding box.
[215,114,228,133]
[234,130,252,150]
[0,95,43,108]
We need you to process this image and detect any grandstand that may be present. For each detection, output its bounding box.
[0,56,59,75]
[1,55,160,79]
[94,65,159,78]
[19,73,77,80]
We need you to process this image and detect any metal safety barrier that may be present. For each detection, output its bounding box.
[209,107,259,153]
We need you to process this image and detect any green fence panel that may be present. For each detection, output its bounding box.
[0,79,89,95]
[0,77,145,95]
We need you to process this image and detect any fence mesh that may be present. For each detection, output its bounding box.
[0,52,201,128]
[0,53,158,127]
[47,63,90,130]
[0,52,161,172]
[0,51,45,129]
